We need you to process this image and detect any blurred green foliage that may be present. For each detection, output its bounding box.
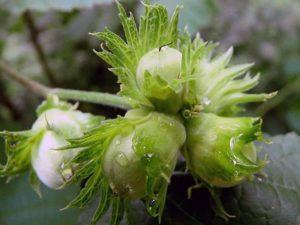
[0,173,80,225]
[0,0,299,224]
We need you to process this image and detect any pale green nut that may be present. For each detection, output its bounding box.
[31,108,97,189]
[31,131,79,189]
[102,109,186,199]
[189,46,276,115]
[136,46,183,113]
[102,133,146,199]
[136,46,182,86]
[185,113,265,187]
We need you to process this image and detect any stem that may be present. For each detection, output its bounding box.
[0,59,50,97]
[23,10,59,86]
[0,59,132,110]
[50,88,132,110]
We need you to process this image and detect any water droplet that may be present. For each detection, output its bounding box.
[232,159,237,165]
[149,199,156,207]
[169,122,174,127]
[230,137,236,151]
[115,140,121,145]
[257,177,263,182]
[202,96,211,105]
[60,162,65,169]
[115,153,128,166]
[145,153,154,158]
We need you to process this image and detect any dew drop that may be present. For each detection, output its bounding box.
[149,199,156,207]
[145,153,154,158]
[257,177,263,182]
[115,153,128,166]
[230,137,236,151]
[115,140,121,145]
[202,96,211,105]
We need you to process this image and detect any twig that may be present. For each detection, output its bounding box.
[0,59,50,97]
[255,78,300,116]
[23,10,58,86]
[0,81,21,120]
[0,59,132,110]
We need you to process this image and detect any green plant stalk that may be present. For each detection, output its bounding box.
[0,59,132,110]
[50,88,132,109]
